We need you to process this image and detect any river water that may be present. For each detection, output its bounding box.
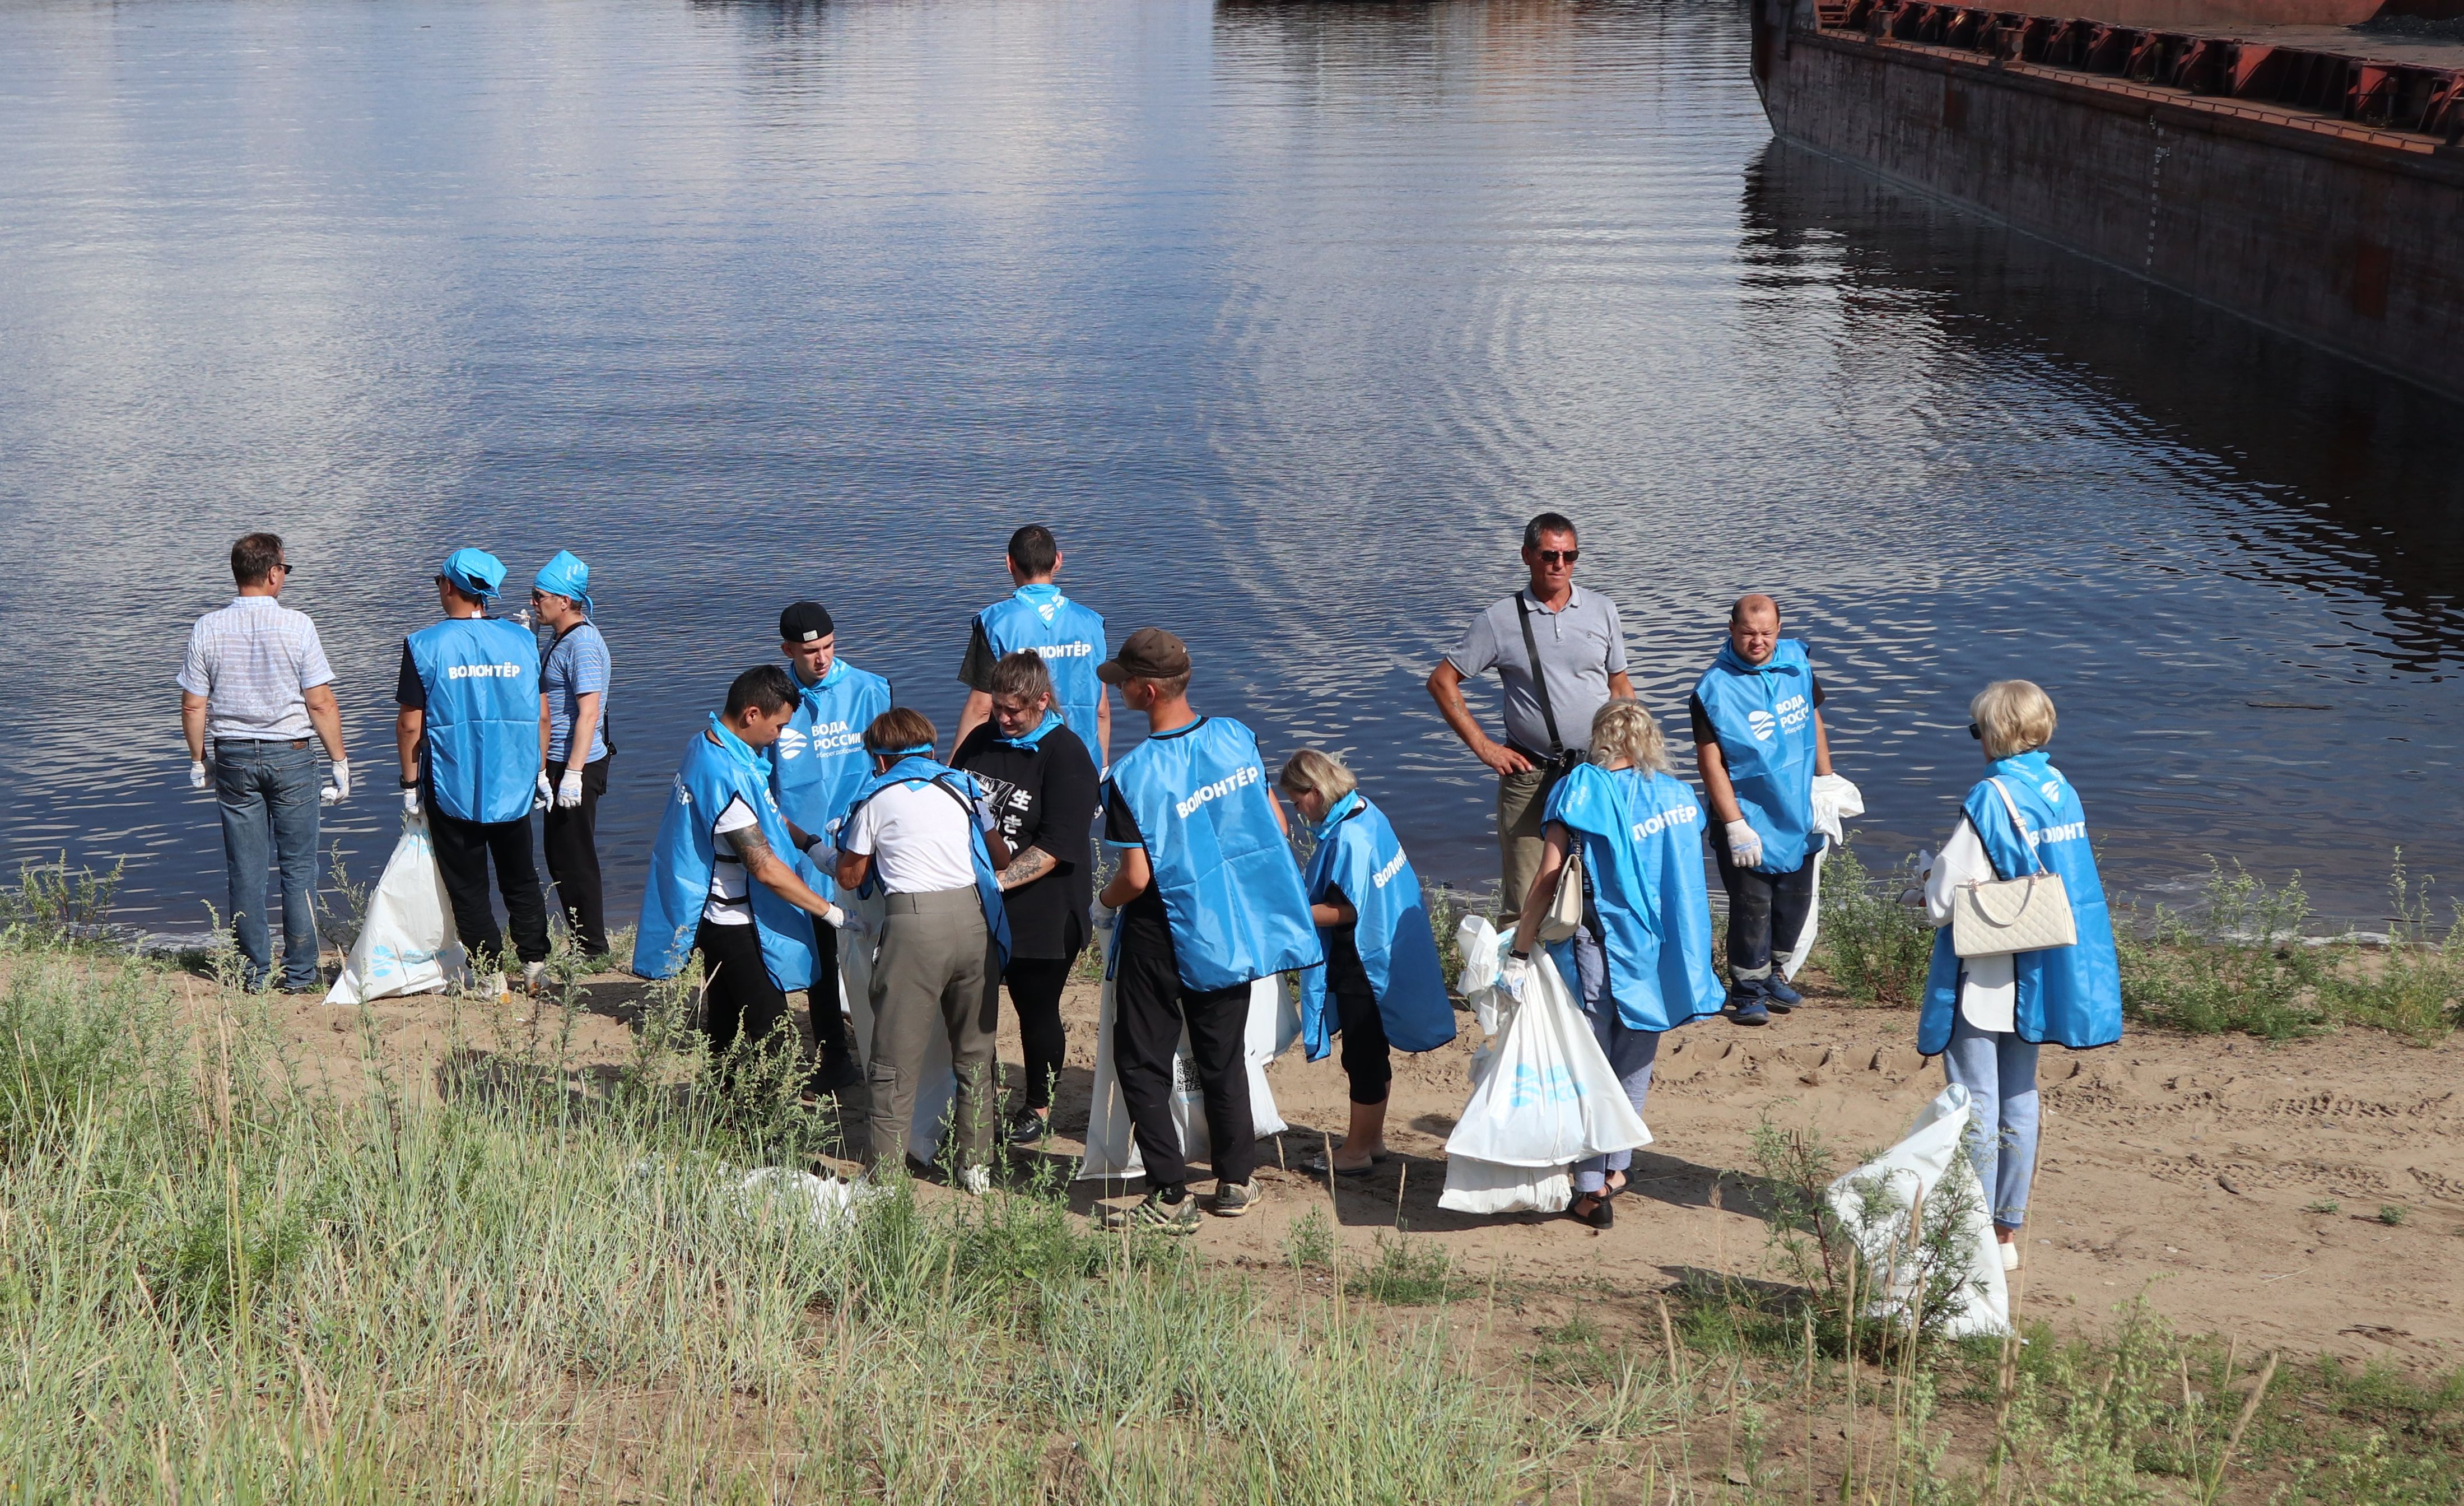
[4,0,2460,938]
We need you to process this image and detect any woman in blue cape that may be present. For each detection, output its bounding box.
[1506,699,1726,1229]
[1278,749,1457,1178]
[1917,680,2121,1271]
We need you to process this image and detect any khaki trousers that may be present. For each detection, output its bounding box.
[1497,761,1572,920]
[865,888,999,1170]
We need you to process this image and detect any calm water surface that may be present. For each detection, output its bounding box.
[3,0,2460,935]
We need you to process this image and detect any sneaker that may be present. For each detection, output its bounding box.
[1729,996,1771,1027]
[1763,974,1802,1012]
[1212,1180,1263,1219]
[806,1048,864,1096]
[958,1165,993,1197]
[521,961,548,995]
[2000,1239,2021,1272]
[998,1107,1051,1146]
[1100,1189,1202,1233]
[484,971,510,1003]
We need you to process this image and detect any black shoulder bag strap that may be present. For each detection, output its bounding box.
[1515,591,1567,760]
[547,622,616,757]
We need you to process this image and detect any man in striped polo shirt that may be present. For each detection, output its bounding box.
[178,532,351,992]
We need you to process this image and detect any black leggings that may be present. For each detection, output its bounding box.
[1001,955,1077,1111]
[1329,931,1392,1106]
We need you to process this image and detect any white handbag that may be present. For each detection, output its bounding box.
[1950,780,2078,960]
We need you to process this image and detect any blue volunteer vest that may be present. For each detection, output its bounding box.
[1543,763,1727,1032]
[1693,638,1823,873]
[976,584,1107,753]
[407,616,543,824]
[1103,717,1324,992]
[841,754,1012,967]
[632,717,828,991]
[1920,752,2123,1055]
[1296,795,1459,1061]
[768,659,892,837]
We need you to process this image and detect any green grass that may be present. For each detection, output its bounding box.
[1814,839,1936,1008]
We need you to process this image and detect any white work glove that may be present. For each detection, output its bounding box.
[402,783,422,816]
[1900,847,1936,909]
[533,770,553,812]
[1499,950,1533,1000]
[189,759,209,791]
[556,769,584,808]
[1091,899,1117,932]
[818,901,847,930]
[321,759,350,806]
[1724,819,1765,870]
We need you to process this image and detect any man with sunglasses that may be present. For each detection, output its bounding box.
[533,550,613,960]
[1427,512,1633,919]
[179,532,350,992]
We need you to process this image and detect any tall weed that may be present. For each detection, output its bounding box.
[1816,840,1935,1007]
[2117,862,2323,1038]
[2317,854,2462,1043]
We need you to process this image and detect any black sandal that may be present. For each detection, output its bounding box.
[1568,1190,1614,1229]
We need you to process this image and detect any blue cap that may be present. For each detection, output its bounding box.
[533,549,592,611]
[438,548,507,602]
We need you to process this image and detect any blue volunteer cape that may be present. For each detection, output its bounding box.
[1296,793,1457,1061]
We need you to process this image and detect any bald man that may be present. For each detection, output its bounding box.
[1689,594,1833,1026]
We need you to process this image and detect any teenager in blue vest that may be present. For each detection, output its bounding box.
[832,707,1013,1189]
[634,666,854,1090]
[952,524,1110,765]
[768,600,892,1091]
[394,548,552,998]
[1503,699,1727,1229]
[1279,749,1456,1178]
[1690,594,1835,1025]
[1918,680,2121,1271]
[1094,629,1322,1230]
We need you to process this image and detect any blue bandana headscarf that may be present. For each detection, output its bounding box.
[533,549,592,612]
[439,547,507,603]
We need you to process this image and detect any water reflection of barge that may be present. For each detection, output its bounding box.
[1748,0,2464,402]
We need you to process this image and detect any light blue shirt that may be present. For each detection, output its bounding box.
[542,621,611,765]
[178,596,334,741]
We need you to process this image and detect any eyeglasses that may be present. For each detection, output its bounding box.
[1534,549,1579,565]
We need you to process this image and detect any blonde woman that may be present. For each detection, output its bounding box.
[1280,750,1458,1178]
[1918,680,2121,1268]
[1507,699,1726,1229]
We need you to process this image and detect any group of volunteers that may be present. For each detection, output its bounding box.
[179,513,2122,1251]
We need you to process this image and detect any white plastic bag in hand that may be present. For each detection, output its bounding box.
[1076,974,1292,1182]
[325,815,467,1005]
[1824,1082,2011,1339]
[1442,942,1650,1170]
[1782,774,1867,981]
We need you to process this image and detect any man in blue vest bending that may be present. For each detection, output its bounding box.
[768,600,891,1093]
[1690,594,1835,1026]
[1094,628,1322,1230]
[395,549,552,998]
[952,525,1110,765]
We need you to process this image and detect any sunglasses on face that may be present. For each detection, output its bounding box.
[1969,724,1982,740]
[1534,549,1579,565]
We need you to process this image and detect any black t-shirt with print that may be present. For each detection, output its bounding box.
[954,720,1100,961]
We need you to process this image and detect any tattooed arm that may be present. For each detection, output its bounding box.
[728,823,841,922]
[997,845,1057,892]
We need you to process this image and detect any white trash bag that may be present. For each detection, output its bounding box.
[325,815,465,1006]
[839,887,957,1166]
[736,1166,885,1237]
[1824,1082,2011,1339]
[1782,773,1866,982]
[1438,918,1650,1215]
[1077,973,1296,1182]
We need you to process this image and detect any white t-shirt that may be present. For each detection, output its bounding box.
[843,778,989,894]
[704,796,761,926]
[1923,816,2015,1032]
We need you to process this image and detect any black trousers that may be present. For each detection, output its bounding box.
[695,916,791,1066]
[430,807,551,967]
[1001,955,1077,1111]
[1112,923,1255,1190]
[1710,831,1819,982]
[541,755,611,956]
[1330,950,1392,1107]
[810,918,849,1056]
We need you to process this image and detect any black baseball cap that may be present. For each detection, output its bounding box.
[779,602,834,643]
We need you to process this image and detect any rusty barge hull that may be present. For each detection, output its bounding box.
[1750,4,2464,402]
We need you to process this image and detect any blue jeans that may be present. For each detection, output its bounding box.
[1568,924,1662,1195]
[1943,1011,2041,1229]
[215,740,323,990]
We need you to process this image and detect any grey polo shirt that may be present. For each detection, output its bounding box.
[1447,585,1629,754]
